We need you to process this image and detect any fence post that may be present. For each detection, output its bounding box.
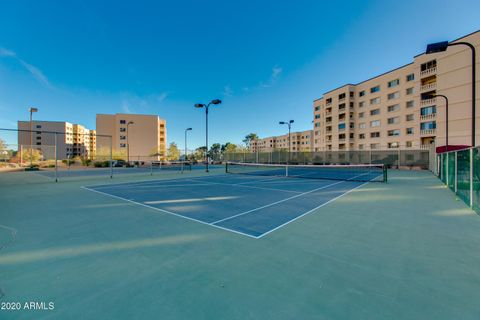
[20,144,23,166]
[470,148,473,207]
[54,132,58,183]
[109,137,113,179]
[397,148,401,167]
[454,151,457,193]
[446,153,449,187]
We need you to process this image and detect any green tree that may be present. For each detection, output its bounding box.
[243,133,259,149]
[194,146,207,162]
[167,142,181,161]
[209,143,221,161]
[221,142,237,153]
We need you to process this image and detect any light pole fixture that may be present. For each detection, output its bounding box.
[279,120,294,163]
[194,99,222,172]
[29,107,38,168]
[426,94,449,152]
[426,40,476,146]
[126,121,134,165]
[184,128,192,161]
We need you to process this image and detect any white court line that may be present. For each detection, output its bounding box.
[185,178,303,194]
[256,181,369,238]
[80,186,258,239]
[210,180,345,224]
[234,176,287,185]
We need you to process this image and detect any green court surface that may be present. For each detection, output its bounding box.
[1,169,480,319]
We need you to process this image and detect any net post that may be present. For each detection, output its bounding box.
[150,161,153,175]
[181,161,184,174]
[470,148,473,207]
[225,162,228,173]
[454,151,458,193]
[54,132,58,182]
[383,164,387,183]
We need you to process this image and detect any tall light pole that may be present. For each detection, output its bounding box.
[184,128,192,161]
[426,40,476,146]
[29,107,38,168]
[194,99,222,172]
[426,94,449,151]
[279,120,294,163]
[126,121,134,165]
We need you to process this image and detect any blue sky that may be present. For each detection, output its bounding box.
[0,0,479,149]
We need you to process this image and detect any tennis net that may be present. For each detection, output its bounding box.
[225,162,387,182]
[151,161,192,172]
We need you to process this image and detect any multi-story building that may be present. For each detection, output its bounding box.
[313,30,480,151]
[251,130,313,152]
[96,113,167,160]
[17,121,96,159]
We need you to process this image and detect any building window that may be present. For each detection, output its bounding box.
[370,143,380,149]
[406,100,414,108]
[387,104,400,112]
[120,120,126,124]
[370,97,380,105]
[370,132,380,138]
[315,106,320,111]
[359,133,365,139]
[421,105,437,116]
[406,127,414,135]
[120,135,126,140]
[349,92,354,98]
[120,128,126,132]
[387,117,400,124]
[370,85,380,93]
[421,60,437,72]
[406,141,413,147]
[359,101,365,108]
[370,108,380,116]
[359,123,366,129]
[315,122,320,127]
[388,129,400,136]
[36,125,42,129]
[388,142,399,148]
[370,120,380,127]
[387,79,400,88]
[315,114,320,119]
[359,112,365,118]
[326,98,332,104]
[406,87,414,95]
[406,73,414,82]
[359,90,365,97]
[420,121,436,130]
[338,123,346,130]
[120,143,126,148]
[387,92,400,100]
[338,93,346,100]
[406,114,414,121]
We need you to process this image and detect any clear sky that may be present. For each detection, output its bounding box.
[0,0,479,149]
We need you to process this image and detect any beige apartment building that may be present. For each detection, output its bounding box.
[313,30,480,151]
[96,113,167,161]
[17,121,96,159]
[251,130,313,152]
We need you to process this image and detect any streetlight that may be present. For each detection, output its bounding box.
[29,107,38,168]
[279,120,294,163]
[426,40,476,146]
[184,128,192,161]
[126,121,134,165]
[425,94,449,151]
[194,99,222,172]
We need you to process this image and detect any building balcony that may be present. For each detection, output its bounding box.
[338,97,346,103]
[420,66,437,77]
[420,113,436,120]
[326,102,332,106]
[421,97,436,105]
[420,144,433,150]
[420,129,436,136]
[420,82,437,91]
[325,110,332,115]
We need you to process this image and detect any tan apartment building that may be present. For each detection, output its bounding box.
[17,121,96,159]
[251,130,313,152]
[313,30,480,151]
[96,113,167,161]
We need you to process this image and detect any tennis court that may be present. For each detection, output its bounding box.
[83,163,385,237]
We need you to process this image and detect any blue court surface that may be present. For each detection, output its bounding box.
[83,173,371,238]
